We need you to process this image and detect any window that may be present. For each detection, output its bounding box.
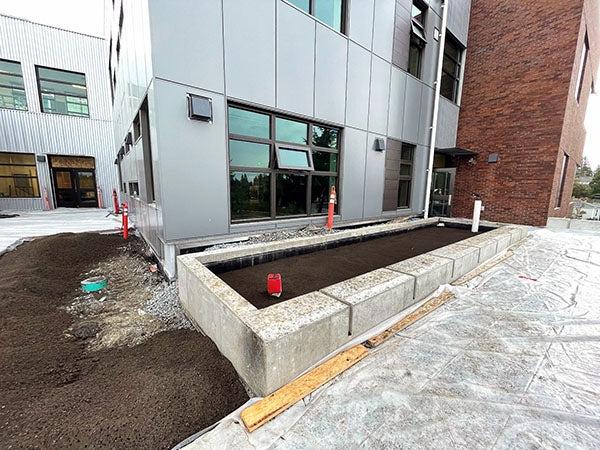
[133,113,141,142]
[138,98,155,202]
[556,153,569,208]
[0,152,40,198]
[286,0,345,33]
[398,144,414,208]
[0,59,27,111]
[383,140,414,211]
[440,36,463,103]
[575,33,589,103]
[227,104,341,221]
[128,182,139,197]
[275,145,314,170]
[36,66,89,117]
[408,2,427,78]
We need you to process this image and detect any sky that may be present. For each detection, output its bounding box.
[0,0,105,37]
[0,0,598,168]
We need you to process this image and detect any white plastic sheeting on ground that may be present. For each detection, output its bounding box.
[0,208,121,255]
[186,228,600,449]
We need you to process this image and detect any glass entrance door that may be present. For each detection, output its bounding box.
[429,168,456,217]
[75,170,98,207]
[52,169,98,207]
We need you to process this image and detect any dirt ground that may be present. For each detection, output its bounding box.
[218,225,481,308]
[0,233,248,449]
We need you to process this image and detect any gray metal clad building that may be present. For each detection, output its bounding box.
[109,0,472,276]
[0,14,116,211]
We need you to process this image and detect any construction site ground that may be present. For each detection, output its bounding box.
[0,231,248,449]
[187,227,600,449]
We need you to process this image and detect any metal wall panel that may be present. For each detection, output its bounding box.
[314,24,348,124]
[223,0,276,106]
[436,97,460,148]
[368,55,391,135]
[0,15,117,210]
[372,0,396,62]
[345,42,372,130]
[447,0,472,46]
[276,2,316,117]
[347,0,375,50]
[340,127,368,220]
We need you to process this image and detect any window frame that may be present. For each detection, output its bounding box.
[0,152,40,198]
[407,1,427,79]
[35,65,90,118]
[397,143,414,209]
[575,33,589,103]
[227,103,341,223]
[0,58,28,111]
[275,143,315,171]
[440,34,463,103]
[286,0,347,34]
[556,152,570,208]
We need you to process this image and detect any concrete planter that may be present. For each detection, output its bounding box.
[177,217,528,396]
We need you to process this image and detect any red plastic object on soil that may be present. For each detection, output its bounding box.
[267,273,282,297]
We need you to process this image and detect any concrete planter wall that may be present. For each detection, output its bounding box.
[177,218,529,396]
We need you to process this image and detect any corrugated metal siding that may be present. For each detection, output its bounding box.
[0,15,116,210]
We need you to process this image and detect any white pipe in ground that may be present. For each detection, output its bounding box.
[472,200,482,233]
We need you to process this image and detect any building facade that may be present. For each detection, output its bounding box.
[0,15,116,211]
[108,0,472,276]
[451,0,599,226]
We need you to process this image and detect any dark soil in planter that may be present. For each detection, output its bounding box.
[0,233,248,449]
[218,225,482,309]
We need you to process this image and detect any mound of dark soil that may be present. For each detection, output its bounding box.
[0,233,248,449]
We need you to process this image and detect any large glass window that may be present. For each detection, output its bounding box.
[0,152,40,198]
[286,0,345,33]
[36,66,89,117]
[556,153,569,208]
[398,144,414,208]
[228,104,340,221]
[0,59,27,111]
[440,36,463,103]
[230,172,271,220]
[407,2,426,78]
[575,33,589,103]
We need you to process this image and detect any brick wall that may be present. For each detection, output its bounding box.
[453,0,599,226]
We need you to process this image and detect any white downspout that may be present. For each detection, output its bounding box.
[423,0,449,219]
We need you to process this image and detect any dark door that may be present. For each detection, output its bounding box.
[75,170,98,207]
[52,169,98,208]
[429,168,456,217]
[53,169,77,207]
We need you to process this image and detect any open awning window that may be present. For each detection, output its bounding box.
[435,147,477,157]
[275,145,314,171]
[411,22,427,45]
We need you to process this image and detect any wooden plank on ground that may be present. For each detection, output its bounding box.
[365,290,455,348]
[240,345,368,432]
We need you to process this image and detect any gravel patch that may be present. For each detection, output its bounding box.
[145,280,192,330]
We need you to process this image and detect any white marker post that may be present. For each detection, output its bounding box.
[472,200,482,233]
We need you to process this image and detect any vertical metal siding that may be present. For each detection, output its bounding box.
[0,15,117,210]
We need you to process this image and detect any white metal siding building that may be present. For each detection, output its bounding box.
[0,15,116,210]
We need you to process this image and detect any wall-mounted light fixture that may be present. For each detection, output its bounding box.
[187,94,213,122]
[36,154,46,163]
[374,138,386,152]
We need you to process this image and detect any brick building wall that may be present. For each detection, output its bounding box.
[452,0,599,226]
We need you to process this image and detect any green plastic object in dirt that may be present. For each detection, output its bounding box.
[81,276,108,293]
